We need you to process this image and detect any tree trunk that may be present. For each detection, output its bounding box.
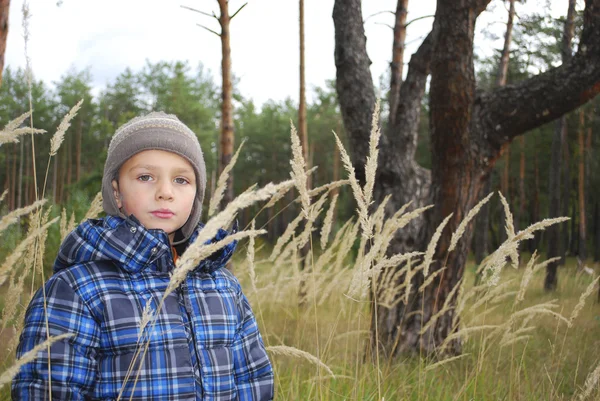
[529,141,540,254]
[298,0,309,175]
[218,0,234,210]
[562,127,571,262]
[24,137,30,206]
[578,109,587,264]
[10,142,16,210]
[477,0,515,257]
[518,136,526,232]
[546,0,577,289]
[474,175,491,264]
[334,0,600,357]
[388,0,409,127]
[0,0,9,87]
[76,117,82,181]
[17,137,23,209]
[594,201,600,262]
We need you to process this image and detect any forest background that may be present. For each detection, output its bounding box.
[1,0,600,400]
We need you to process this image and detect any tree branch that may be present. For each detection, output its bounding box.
[196,23,221,37]
[230,2,248,20]
[181,5,218,21]
[405,15,434,28]
[478,0,600,149]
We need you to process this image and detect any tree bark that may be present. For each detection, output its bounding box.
[529,140,540,254]
[477,0,515,258]
[334,0,600,357]
[388,0,409,127]
[299,0,309,170]
[562,124,571,263]
[578,109,587,264]
[496,0,515,87]
[545,0,576,288]
[17,137,23,209]
[595,202,600,263]
[518,136,525,232]
[218,0,235,210]
[76,116,82,181]
[0,0,9,87]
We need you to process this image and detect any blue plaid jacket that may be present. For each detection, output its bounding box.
[12,216,274,400]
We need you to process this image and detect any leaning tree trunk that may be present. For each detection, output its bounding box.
[218,0,235,210]
[334,0,600,358]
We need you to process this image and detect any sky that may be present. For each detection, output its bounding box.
[4,0,567,107]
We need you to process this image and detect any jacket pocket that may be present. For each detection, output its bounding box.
[198,346,237,400]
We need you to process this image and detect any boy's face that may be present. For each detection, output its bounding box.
[112,149,196,243]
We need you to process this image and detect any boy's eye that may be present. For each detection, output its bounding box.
[138,174,153,182]
[174,177,189,185]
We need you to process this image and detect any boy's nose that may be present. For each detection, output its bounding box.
[156,181,174,200]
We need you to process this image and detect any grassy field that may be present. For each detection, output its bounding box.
[2,234,599,401]
[239,250,600,401]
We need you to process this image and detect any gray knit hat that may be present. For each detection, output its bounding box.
[102,112,206,241]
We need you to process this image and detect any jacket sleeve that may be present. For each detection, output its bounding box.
[232,290,274,401]
[12,275,100,400]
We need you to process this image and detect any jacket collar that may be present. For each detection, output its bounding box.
[54,215,237,275]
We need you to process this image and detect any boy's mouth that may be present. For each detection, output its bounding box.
[151,209,175,219]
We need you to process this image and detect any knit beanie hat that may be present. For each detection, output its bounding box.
[102,112,206,241]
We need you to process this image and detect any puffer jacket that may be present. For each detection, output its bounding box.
[12,215,274,401]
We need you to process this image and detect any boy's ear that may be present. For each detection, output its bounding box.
[111,180,123,209]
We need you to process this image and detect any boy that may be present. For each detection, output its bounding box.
[12,112,274,400]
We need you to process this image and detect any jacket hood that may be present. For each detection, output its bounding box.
[53,215,237,275]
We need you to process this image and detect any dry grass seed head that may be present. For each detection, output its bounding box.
[512,217,570,242]
[167,229,266,296]
[266,345,334,377]
[246,220,258,293]
[60,207,68,240]
[470,279,516,311]
[320,193,338,250]
[569,275,600,324]
[83,191,103,221]
[0,189,8,204]
[448,192,493,253]
[289,122,311,220]
[50,99,83,156]
[419,277,463,336]
[208,139,246,217]
[371,194,391,238]
[421,213,453,277]
[515,250,539,305]
[34,206,53,275]
[363,98,381,212]
[332,130,370,240]
[0,199,46,236]
[498,191,519,268]
[0,333,73,388]
[0,216,59,287]
[0,111,46,146]
[269,213,304,262]
[424,353,470,372]
[314,217,353,273]
[579,360,600,401]
[138,297,155,342]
